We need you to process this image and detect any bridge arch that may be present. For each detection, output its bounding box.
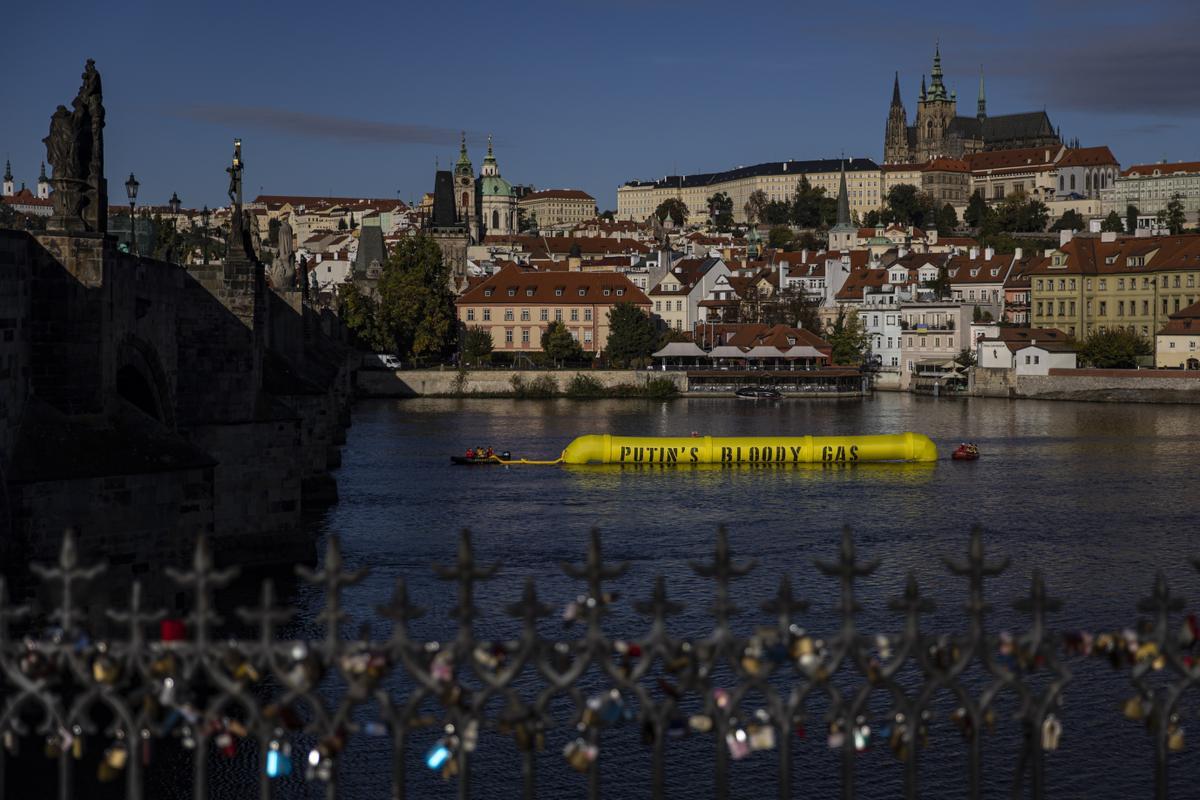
[114,335,174,428]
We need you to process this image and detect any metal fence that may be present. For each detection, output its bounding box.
[0,527,1196,800]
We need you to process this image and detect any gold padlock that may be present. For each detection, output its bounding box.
[1168,725,1185,752]
[1122,696,1146,721]
[92,656,120,685]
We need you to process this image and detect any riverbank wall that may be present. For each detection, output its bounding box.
[971,367,1200,404]
[357,368,687,397]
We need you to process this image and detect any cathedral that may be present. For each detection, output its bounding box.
[452,133,518,240]
[883,46,1061,164]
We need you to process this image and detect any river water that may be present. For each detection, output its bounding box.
[285,394,1200,799]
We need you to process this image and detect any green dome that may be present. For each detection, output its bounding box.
[480,175,514,197]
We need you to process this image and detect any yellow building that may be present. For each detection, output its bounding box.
[1029,233,1200,339]
[1155,301,1200,369]
[517,189,597,229]
[617,158,882,225]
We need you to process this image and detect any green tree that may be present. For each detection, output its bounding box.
[1126,204,1140,235]
[964,193,989,228]
[791,176,827,228]
[541,320,584,366]
[1078,328,1152,368]
[954,348,977,368]
[1050,209,1085,232]
[886,184,922,226]
[862,209,881,227]
[376,235,457,362]
[461,325,493,366]
[337,217,347,231]
[824,308,870,365]
[706,192,734,231]
[606,302,658,367]
[654,198,688,226]
[763,287,822,331]
[743,190,768,225]
[762,200,792,225]
[768,225,795,250]
[337,280,387,351]
[936,203,958,235]
[1100,211,1125,233]
[1164,194,1187,235]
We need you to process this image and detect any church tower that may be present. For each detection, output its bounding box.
[914,44,958,162]
[37,161,50,199]
[2,161,12,197]
[828,163,856,252]
[453,132,475,232]
[883,72,910,165]
[976,66,987,122]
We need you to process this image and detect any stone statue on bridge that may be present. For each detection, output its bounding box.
[44,59,107,234]
[269,218,296,288]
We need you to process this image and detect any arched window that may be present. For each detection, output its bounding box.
[461,192,469,209]
[1069,175,1076,191]
[1085,172,1092,192]
[926,120,933,138]
[492,209,500,229]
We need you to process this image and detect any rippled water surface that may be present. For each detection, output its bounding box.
[284,394,1200,799]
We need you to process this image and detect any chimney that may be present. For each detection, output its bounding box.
[969,246,979,260]
[1059,229,1073,246]
[984,247,994,261]
[1014,247,1023,259]
[899,246,908,258]
[779,259,787,291]
[1100,231,1117,243]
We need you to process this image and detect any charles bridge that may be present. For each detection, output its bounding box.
[0,62,354,606]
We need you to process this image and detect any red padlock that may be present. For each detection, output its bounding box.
[160,619,186,643]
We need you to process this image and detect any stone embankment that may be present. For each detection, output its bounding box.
[358,368,688,397]
[971,367,1200,404]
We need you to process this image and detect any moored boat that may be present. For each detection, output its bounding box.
[450,451,511,465]
[735,386,782,399]
[952,443,980,461]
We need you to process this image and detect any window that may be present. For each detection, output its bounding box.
[466,309,475,321]
[507,288,516,297]
[655,301,661,312]
[1099,279,1107,290]
[584,308,592,321]
[1099,301,1107,315]
[484,288,493,297]
[602,288,611,296]
[521,328,529,345]
[504,309,514,321]
[578,288,586,296]
[483,309,491,321]
[675,300,682,311]
[540,309,548,321]
[1058,301,1065,316]
[1118,279,1125,290]
[616,289,624,296]
[1034,355,1040,365]
[555,288,563,296]
[1025,355,1031,365]
[1175,275,1182,288]
[505,329,513,344]
[570,309,579,321]
[1037,279,1044,290]
[584,330,593,344]
[1086,279,1093,291]
[1069,301,1076,315]
[520,309,530,321]
[1069,279,1076,290]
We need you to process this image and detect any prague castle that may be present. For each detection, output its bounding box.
[884,46,1060,164]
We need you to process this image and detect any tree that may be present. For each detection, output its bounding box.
[768,226,795,251]
[337,217,347,231]
[954,348,977,368]
[791,177,827,228]
[824,308,870,365]
[862,209,881,227]
[461,326,493,366]
[1078,328,1152,369]
[654,198,688,227]
[1050,209,1085,232]
[886,184,922,226]
[743,190,768,225]
[964,193,989,228]
[936,203,958,236]
[541,320,584,366]
[1100,211,1125,233]
[375,234,457,362]
[706,192,734,231]
[337,280,387,352]
[518,208,538,232]
[1126,204,1140,235]
[606,302,658,367]
[764,287,822,331]
[762,201,791,226]
[1164,194,1187,235]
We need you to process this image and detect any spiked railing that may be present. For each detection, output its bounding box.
[0,526,1196,800]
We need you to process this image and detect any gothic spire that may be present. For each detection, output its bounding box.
[455,131,472,173]
[39,161,48,182]
[977,65,986,120]
[891,71,902,106]
[928,42,946,100]
[3,160,11,182]
[920,74,927,102]
[835,162,851,227]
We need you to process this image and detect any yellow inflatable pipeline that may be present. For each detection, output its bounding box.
[504,433,938,465]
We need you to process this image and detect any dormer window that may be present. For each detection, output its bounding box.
[1127,256,1145,267]
[507,288,516,296]
[578,288,586,296]
[555,288,563,296]
[616,288,624,296]
[484,288,493,296]
[1105,255,1117,264]
[603,288,611,296]
[1051,255,1065,267]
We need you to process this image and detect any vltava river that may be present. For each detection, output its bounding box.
[292,394,1200,799]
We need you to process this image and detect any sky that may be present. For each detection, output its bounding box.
[4,0,1199,211]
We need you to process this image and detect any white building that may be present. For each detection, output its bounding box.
[1106,160,1200,226]
[977,328,1077,375]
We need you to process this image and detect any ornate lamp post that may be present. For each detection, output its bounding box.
[201,205,210,265]
[168,192,181,262]
[124,172,139,255]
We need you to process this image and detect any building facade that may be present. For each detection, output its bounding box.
[455,265,650,354]
[617,158,882,224]
[518,189,597,229]
[884,48,1060,164]
[1155,301,1200,369]
[1108,161,1200,226]
[477,137,517,237]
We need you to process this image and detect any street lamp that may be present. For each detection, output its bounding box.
[200,205,210,265]
[168,192,182,262]
[124,172,139,255]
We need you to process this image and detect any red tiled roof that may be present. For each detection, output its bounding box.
[1121,161,1200,178]
[967,147,1061,172]
[456,264,650,306]
[1057,146,1119,168]
[520,189,595,202]
[922,157,969,173]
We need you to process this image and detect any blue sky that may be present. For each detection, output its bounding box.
[4,0,1197,210]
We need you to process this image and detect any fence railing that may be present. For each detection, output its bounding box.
[0,528,1197,800]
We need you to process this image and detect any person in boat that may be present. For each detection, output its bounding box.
[466,447,476,459]
[486,447,494,459]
